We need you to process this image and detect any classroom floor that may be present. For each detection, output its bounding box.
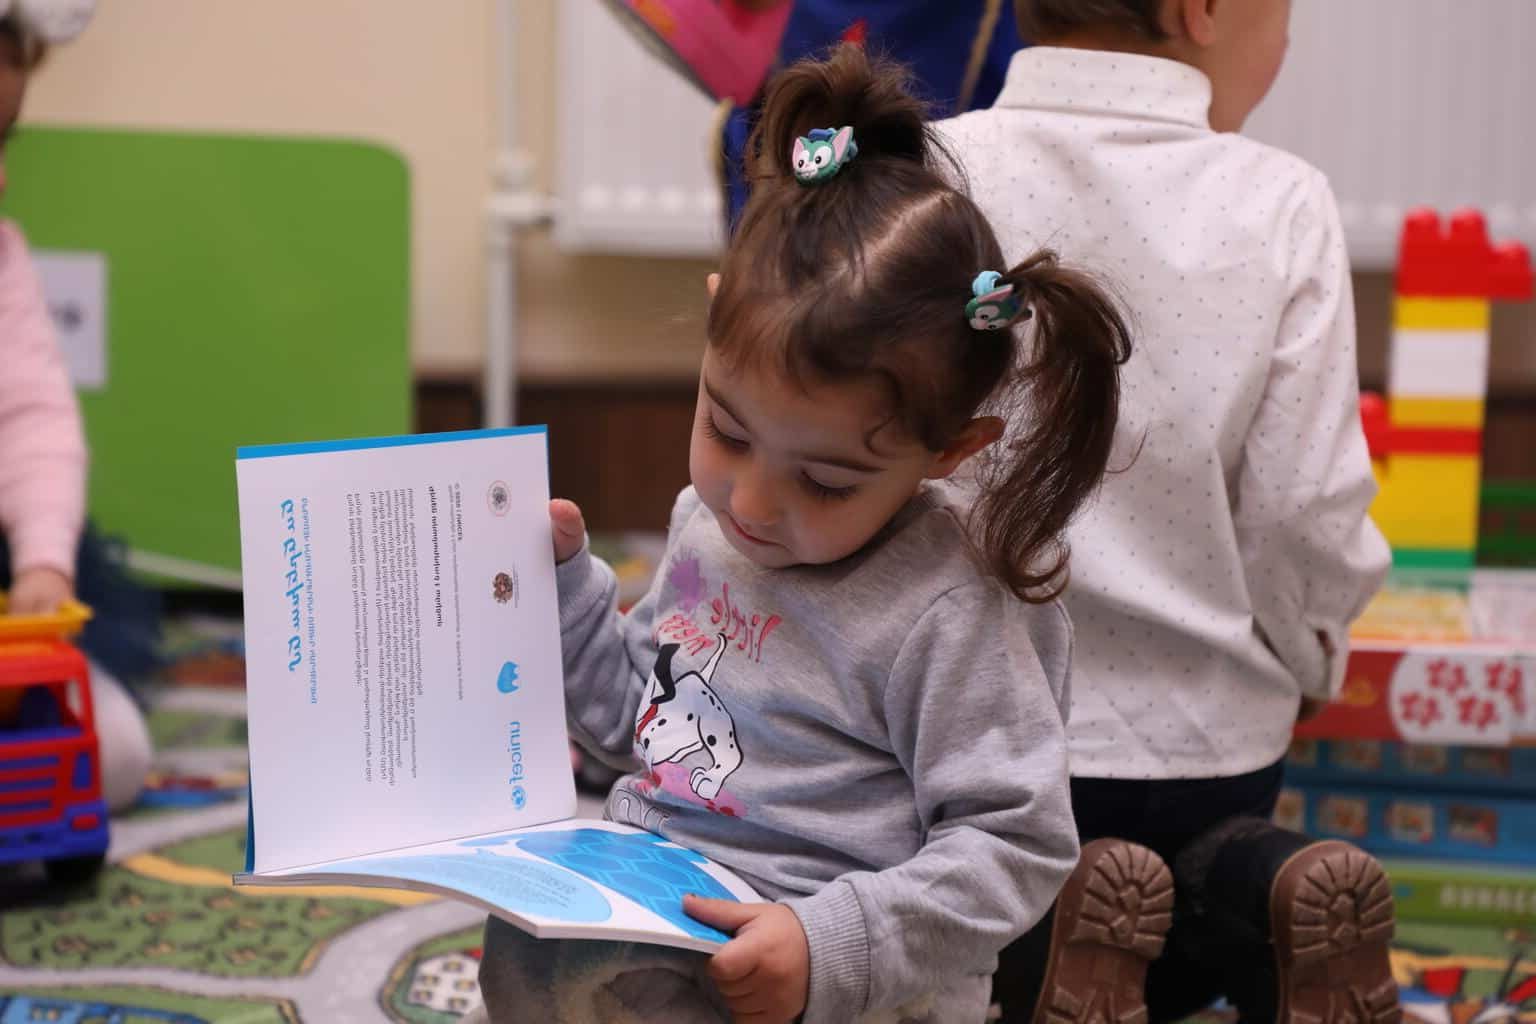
[0,614,1531,1023]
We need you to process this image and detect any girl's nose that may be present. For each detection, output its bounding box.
[729,462,778,528]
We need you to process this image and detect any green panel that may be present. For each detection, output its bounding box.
[1479,479,1536,567]
[0,126,411,576]
[1393,547,1477,571]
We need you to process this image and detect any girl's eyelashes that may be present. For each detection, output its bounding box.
[802,475,859,502]
[704,407,859,500]
[703,413,749,451]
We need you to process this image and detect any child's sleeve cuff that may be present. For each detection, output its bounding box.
[784,880,871,1023]
[9,520,80,580]
[555,538,609,634]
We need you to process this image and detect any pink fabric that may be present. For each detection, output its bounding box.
[605,0,791,105]
[0,220,86,577]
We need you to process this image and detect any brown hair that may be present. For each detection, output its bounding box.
[1013,0,1167,42]
[709,44,1131,602]
[0,16,46,71]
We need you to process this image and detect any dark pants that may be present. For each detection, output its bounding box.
[994,760,1288,1024]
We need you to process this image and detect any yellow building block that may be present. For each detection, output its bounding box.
[1370,453,1482,550]
[1393,298,1491,331]
[1388,397,1486,429]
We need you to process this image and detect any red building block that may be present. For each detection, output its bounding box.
[1397,208,1533,300]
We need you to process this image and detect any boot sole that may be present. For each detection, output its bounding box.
[1271,841,1401,1024]
[1031,839,1175,1024]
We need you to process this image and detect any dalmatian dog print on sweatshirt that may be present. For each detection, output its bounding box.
[633,634,741,801]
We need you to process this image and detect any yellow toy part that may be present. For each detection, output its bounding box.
[1391,297,1490,332]
[0,594,93,643]
[1387,397,1485,430]
[1369,453,1481,550]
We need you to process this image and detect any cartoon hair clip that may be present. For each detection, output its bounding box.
[792,126,857,183]
[965,270,1028,331]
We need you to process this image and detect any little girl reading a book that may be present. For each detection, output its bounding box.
[476,44,1132,1024]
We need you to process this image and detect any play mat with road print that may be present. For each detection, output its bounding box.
[0,612,1531,1024]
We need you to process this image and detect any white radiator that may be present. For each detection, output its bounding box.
[555,0,724,256]
[1245,0,1536,267]
[556,0,1536,266]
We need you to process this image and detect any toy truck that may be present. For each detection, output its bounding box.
[0,597,109,884]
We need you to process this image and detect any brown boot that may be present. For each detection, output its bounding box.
[1270,840,1400,1024]
[1031,839,1175,1024]
[1178,818,1402,1024]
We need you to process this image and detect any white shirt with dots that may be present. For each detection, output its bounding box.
[940,47,1391,780]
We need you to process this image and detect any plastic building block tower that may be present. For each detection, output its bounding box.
[1363,209,1532,569]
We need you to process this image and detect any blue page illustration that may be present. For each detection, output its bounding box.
[284,820,759,950]
[318,848,615,924]
[467,828,737,943]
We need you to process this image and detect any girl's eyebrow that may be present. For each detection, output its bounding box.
[703,377,883,474]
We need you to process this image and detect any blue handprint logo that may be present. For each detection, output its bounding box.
[497,661,520,694]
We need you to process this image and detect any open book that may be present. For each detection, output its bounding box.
[232,428,759,952]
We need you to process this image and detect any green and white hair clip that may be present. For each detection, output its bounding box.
[965,271,1029,332]
[792,126,857,184]
[0,0,96,43]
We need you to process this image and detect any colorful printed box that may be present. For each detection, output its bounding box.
[1294,646,1534,747]
[1278,785,1536,867]
[1285,738,1536,797]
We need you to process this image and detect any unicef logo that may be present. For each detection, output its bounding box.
[512,786,527,809]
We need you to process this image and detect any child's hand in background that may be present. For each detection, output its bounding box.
[9,566,72,615]
[1298,630,1337,721]
[550,499,586,564]
[684,896,809,1023]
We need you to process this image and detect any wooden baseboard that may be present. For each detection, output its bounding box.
[418,378,1536,532]
[416,378,695,532]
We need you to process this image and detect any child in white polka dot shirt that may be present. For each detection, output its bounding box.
[940,1,1396,1019]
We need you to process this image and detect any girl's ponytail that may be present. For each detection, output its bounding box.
[973,251,1132,601]
[748,42,932,187]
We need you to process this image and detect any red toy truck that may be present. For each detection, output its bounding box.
[0,599,108,883]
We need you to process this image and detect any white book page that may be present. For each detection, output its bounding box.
[236,428,574,872]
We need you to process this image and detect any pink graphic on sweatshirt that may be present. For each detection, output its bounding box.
[634,763,748,818]
[655,578,783,663]
[667,550,706,614]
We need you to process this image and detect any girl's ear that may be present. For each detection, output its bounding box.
[926,417,1004,480]
[706,273,721,298]
[1175,0,1220,46]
